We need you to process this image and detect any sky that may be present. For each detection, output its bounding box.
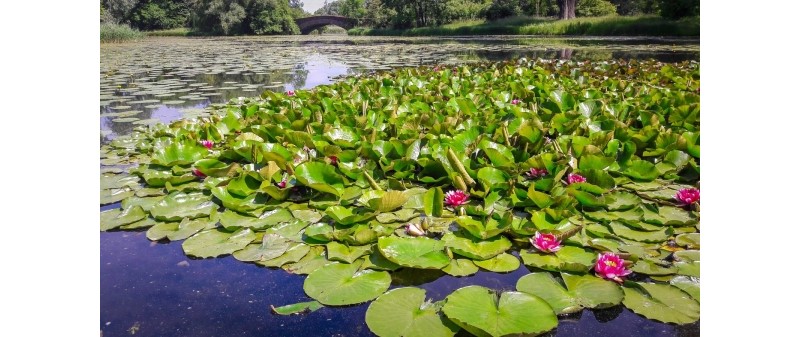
[303,0,327,13]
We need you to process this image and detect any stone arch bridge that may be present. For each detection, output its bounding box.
[295,15,358,35]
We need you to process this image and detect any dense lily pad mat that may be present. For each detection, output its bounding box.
[100,58,700,335]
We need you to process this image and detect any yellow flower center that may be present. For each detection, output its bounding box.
[604,260,617,267]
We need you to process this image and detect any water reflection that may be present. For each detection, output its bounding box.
[100,36,699,144]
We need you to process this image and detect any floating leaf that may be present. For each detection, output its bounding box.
[472,253,520,273]
[150,192,216,222]
[233,234,292,262]
[442,232,511,260]
[182,228,255,258]
[516,272,624,315]
[442,286,558,337]
[270,301,324,315]
[622,282,700,324]
[303,261,391,306]
[366,287,460,337]
[442,259,479,277]
[378,236,450,269]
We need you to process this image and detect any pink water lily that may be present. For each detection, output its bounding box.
[530,232,562,253]
[567,173,586,185]
[192,168,206,179]
[287,90,295,96]
[276,180,287,189]
[405,223,426,237]
[199,140,213,149]
[511,99,521,105]
[444,190,469,207]
[328,156,339,166]
[526,167,548,179]
[594,252,632,283]
[675,188,700,205]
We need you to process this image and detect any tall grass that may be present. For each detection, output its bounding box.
[146,28,192,37]
[349,15,699,37]
[100,23,145,43]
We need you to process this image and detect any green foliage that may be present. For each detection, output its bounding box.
[349,15,699,36]
[100,23,145,42]
[658,0,699,19]
[577,0,618,17]
[485,0,521,21]
[191,0,300,35]
[129,0,193,30]
[611,0,660,15]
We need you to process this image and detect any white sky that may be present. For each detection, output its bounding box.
[302,0,327,13]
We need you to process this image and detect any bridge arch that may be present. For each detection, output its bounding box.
[295,15,357,35]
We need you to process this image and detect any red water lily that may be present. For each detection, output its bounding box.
[526,167,548,179]
[511,99,521,105]
[675,188,700,205]
[567,173,586,185]
[192,169,206,179]
[199,140,213,149]
[287,90,295,96]
[530,232,562,253]
[328,156,339,166]
[444,190,469,207]
[594,252,632,283]
[276,180,287,189]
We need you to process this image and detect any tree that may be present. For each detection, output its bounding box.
[657,0,698,19]
[557,0,576,19]
[576,0,616,17]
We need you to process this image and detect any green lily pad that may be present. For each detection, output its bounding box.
[608,221,672,243]
[442,232,512,260]
[233,234,292,262]
[378,236,451,269]
[368,190,408,212]
[326,242,373,263]
[442,285,558,337]
[516,272,624,315]
[670,276,700,301]
[150,192,216,222]
[271,301,324,315]
[101,187,135,205]
[675,233,700,249]
[100,206,146,231]
[520,245,597,273]
[472,253,520,273]
[366,287,460,337]
[442,259,479,277]
[283,245,331,274]
[622,282,700,324]
[325,206,375,226]
[151,141,208,166]
[303,261,391,306]
[257,243,311,268]
[424,187,444,217]
[182,227,256,258]
[146,217,216,241]
[294,162,345,196]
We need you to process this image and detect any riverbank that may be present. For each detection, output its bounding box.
[348,15,699,37]
[100,23,145,43]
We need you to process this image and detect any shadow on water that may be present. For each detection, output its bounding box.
[101,230,699,337]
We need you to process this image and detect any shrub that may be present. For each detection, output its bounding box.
[577,0,618,17]
[100,23,145,42]
[658,0,699,19]
[485,0,521,21]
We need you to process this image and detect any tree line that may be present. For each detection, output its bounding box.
[100,0,699,35]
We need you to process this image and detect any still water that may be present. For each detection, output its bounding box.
[100,35,700,337]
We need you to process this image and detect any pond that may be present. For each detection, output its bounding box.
[100,35,700,337]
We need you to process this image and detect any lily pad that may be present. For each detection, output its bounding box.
[182,227,256,258]
[622,282,700,324]
[100,206,147,231]
[442,232,512,260]
[520,245,597,273]
[326,242,373,263]
[233,234,292,262]
[442,285,558,337]
[146,217,216,241]
[303,261,391,306]
[516,272,624,315]
[270,301,324,315]
[150,192,216,221]
[472,253,520,273]
[378,236,451,269]
[366,287,460,337]
[442,259,479,277]
[257,243,312,268]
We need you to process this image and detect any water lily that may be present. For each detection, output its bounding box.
[675,188,700,205]
[594,252,632,283]
[530,232,562,253]
[511,99,521,105]
[192,169,206,179]
[526,167,548,179]
[444,190,469,207]
[405,223,426,237]
[276,180,287,189]
[199,140,213,149]
[328,155,339,166]
[567,173,586,185]
[287,90,295,96]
